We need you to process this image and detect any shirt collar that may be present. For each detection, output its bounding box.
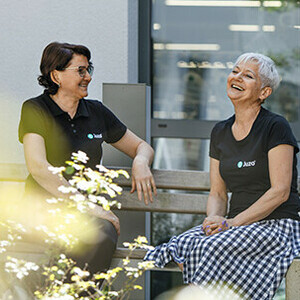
[43,91,89,118]
[74,99,89,118]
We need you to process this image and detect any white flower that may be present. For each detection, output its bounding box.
[7,234,14,241]
[0,241,10,253]
[35,225,48,231]
[72,267,90,278]
[84,168,99,181]
[48,166,66,174]
[25,262,39,271]
[76,180,95,191]
[96,164,109,173]
[138,261,155,270]
[64,214,76,224]
[57,270,65,275]
[87,202,96,209]
[72,163,83,171]
[11,222,27,233]
[42,295,75,300]
[48,208,61,215]
[110,183,122,193]
[46,198,59,204]
[135,236,148,244]
[98,197,109,207]
[87,194,98,203]
[58,185,77,194]
[69,194,85,203]
[108,291,119,296]
[105,187,117,198]
[71,151,89,164]
[125,267,138,273]
[5,257,39,279]
[140,244,155,250]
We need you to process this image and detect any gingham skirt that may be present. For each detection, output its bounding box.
[144,218,300,300]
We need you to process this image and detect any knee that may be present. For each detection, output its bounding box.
[98,218,118,248]
[201,236,223,253]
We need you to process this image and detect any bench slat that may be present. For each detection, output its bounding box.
[112,167,211,191]
[2,164,300,194]
[117,190,207,214]
[113,247,147,259]
[0,163,28,182]
[5,242,47,254]
[0,164,211,191]
[110,258,179,272]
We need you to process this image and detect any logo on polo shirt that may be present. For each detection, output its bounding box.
[87,133,102,139]
[237,160,256,168]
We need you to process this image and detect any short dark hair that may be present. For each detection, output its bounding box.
[38,42,92,95]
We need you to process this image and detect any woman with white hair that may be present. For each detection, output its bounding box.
[145,53,300,299]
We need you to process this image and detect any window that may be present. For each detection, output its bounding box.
[138,1,300,298]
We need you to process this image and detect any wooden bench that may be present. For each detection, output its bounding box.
[0,163,299,299]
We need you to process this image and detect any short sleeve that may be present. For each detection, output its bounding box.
[101,104,127,143]
[18,101,47,143]
[209,125,221,160]
[267,116,299,153]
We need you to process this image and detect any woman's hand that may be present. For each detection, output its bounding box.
[88,205,120,235]
[131,156,157,205]
[202,216,234,236]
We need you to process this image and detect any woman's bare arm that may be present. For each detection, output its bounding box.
[202,158,228,234]
[111,129,157,205]
[23,133,70,198]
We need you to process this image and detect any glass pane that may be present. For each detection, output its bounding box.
[152,0,300,121]
[152,138,210,171]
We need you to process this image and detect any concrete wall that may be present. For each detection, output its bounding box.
[0,0,138,164]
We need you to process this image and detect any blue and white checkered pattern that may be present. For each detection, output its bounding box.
[145,219,300,300]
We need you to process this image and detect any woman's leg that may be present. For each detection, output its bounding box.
[73,218,118,274]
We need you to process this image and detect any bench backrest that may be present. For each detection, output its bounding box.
[0,164,210,215]
[1,163,300,215]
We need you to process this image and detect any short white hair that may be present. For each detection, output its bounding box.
[234,53,280,91]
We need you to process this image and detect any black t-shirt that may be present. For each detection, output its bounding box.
[209,107,300,221]
[19,91,127,195]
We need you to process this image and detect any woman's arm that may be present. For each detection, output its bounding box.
[202,158,228,234]
[23,133,121,235]
[228,144,294,227]
[206,158,228,217]
[111,129,157,205]
[23,133,70,198]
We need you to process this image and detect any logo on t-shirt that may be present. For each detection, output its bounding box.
[237,160,256,168]
[87,133,102,139]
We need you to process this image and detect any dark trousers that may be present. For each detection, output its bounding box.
[71,218,118,274]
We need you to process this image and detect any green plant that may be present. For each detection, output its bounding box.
[0,151,154,299]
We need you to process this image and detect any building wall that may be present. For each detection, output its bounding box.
[0,0,138,164]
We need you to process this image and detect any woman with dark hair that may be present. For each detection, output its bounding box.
[19,42,156,274]
[145,53,300,299]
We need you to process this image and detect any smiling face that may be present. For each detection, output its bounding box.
[53,54,92,101]
[227,60,271,105]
